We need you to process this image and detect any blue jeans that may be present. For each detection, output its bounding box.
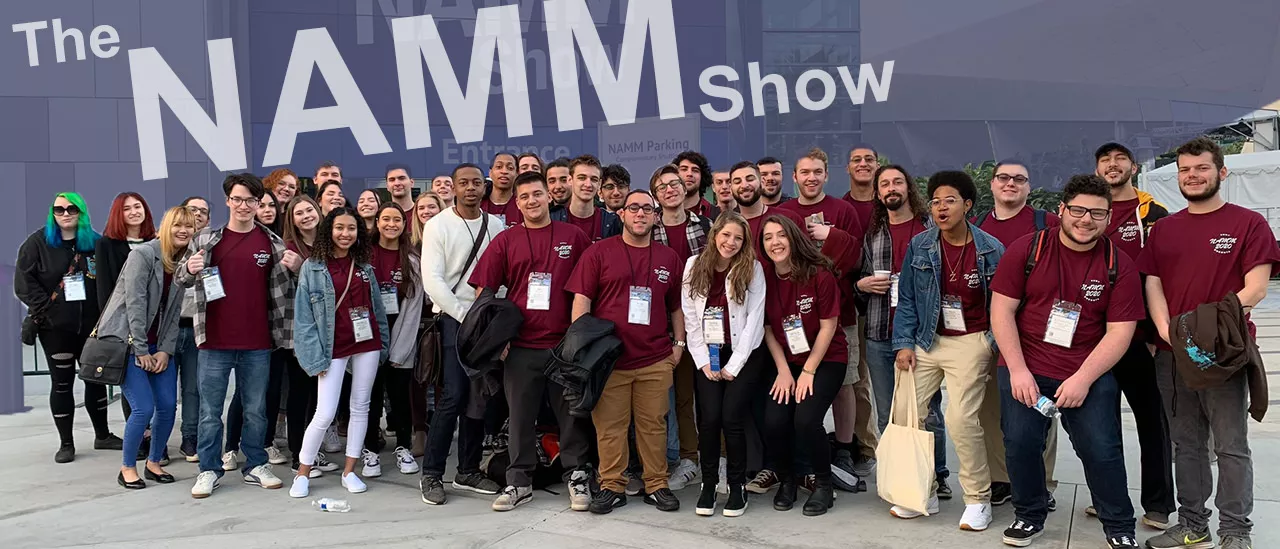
[666,387,679,464]
[866,338,948,475]
[197,349,271,475]
[1000,368,1134,536]
[175,326,199,440]
[422,317,484,478]
[120,344,177,467]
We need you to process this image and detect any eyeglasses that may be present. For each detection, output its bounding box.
[654,181,682,192]
[52,205,80,216]
[994,174,1029,185]
[928,197,963,209]
[1064,205,1110,221]
[623,204,656,215]
[229,196,261,207]
[187,206,209,216]
[601,183,628,192]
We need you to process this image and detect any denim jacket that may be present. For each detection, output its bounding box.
[891,223,1004,353]
[293,257,390,376]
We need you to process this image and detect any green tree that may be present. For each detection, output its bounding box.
[911,159,1062,219]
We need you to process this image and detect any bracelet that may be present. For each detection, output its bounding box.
[801,368,817,376]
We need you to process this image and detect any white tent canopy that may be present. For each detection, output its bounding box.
[1142,150,1280,239]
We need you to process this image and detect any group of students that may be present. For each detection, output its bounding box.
[14,136,1272,549]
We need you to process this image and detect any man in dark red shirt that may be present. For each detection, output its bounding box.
[839,144,883,481]
[482,152,521,228]
[731,161,806,260]
[674,150,719,219]
[990,175,1142,547]
[843,144,879,235]
[757,157,791,206]
[568,190,686,514]
[546,157,572,208]
[1140,138,1280,549]
[469,172,594,512]
[551,154,620,243]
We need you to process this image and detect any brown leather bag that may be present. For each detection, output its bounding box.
[413,212,488,385]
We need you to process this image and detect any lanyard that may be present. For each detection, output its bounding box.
[522,223,556,272]
[623,242,653,287]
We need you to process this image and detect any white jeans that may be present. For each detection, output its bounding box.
[299,350,381,466]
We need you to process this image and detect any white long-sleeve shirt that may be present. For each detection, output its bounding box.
[419,207,504,321]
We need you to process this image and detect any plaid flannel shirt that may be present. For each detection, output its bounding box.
[651,211,709,256]
[858,215,931,341]
[175,223,295,349]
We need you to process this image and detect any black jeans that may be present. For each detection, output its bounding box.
[504,346,592,487]
[694,347,767,485]
[384,367,414,448]
[422,316,484,478]
[226,348,286,452]
[1111,339,1175,514]
[764,360,844,482]
[285,354,317,458]
[40,328,111,443]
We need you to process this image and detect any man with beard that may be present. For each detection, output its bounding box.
[990,175,1142,549]
[601,164,631,213]
[757,157,791,205]
[516,152,543,174]
[843,145,879,234]
[712,168,736,213]
[386,164,416,214]
[730,162,806,260]
[1093,142,1176,531]
[418,163,506,506]
[1140,138,1279,549]
[546,158,573,208]
[316,161,342,186]
[569,190,686,514]
[482,152,521,228]
[551,154,621,243]
[674,151,720,219]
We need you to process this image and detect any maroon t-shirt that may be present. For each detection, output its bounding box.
[777,196,865,326]
[566,208,603,242]
[842,193,876,235]
[469,222,591,349]
[991,232,1145,380]
[937,240,988,336]
[566,237,683,370]
[482,196,522,228]
[889,218,927,274]
[664,220,693,262]
[765,268,847,367]
[1106,198,1144,263]
[147,271,174,345]
[370,243,404,290]
[688,197,715,219]
[329,256,382,359]
[980,207,1061,248]
[745,207,807,260]
[1137,203,1280,348]
[202,227,273,350]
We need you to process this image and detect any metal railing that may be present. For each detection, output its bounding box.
[21,341,119,404]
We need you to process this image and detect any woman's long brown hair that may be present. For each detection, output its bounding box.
[686,212,755,305]
[374,202,420,299]
[758,214,836,284]
[282,195,322,259]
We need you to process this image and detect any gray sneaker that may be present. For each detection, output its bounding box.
[1219,536,1252,549]
[492,485,533,511]
[831,449,860,492]
[625,470,645,496]
[1143,524,1214,549]
[852,456,876,479]
[420,475,447,505]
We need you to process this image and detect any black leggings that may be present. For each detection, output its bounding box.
[694,347,767,485]
[384,367,414,448]
[764,360,844,482]
[286,354,318,458]
[226,349,286,452]
[39,329,111,444]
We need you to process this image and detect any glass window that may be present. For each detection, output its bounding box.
[761,33,858,66]
[763,0,859,30]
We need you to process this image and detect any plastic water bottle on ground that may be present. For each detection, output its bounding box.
[313,498,350,513]
[1032,396,1060,418]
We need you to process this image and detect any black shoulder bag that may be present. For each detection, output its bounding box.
[414,213,490,385]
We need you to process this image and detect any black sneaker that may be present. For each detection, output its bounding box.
[991,481,1013,506]
[695,482,717,516]
[94,434,124,450]
[180,437,198,462]
[453,471,501,495]
[1047,493,1057,512]
[723,484,747,517]
[773,480,798,511]
[1107,534,1139,548]
[1002,519,1043,547]
[54,443,75,464]
[589,488,626,514]
[935,474,953,500]
[802,479,834,516]
[831,449,860,492]
[420,475,447,505]
[644,488,680,511]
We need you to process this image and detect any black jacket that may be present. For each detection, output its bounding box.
[458,289,524,420]
[546,314,623,418]
[14,230,100,335]
[550,207,621,242]
[95,236,150,313]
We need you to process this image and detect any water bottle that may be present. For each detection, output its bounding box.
[1032,396,1060,418]
[312,498,350,513]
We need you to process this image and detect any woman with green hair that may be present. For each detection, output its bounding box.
[15,192,122,463]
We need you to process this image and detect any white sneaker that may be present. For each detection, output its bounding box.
[342,472,367,494]
[191,470,220,498]
[568,469,592,511]
[221,451,238,471]
[323,425,343,453]
[959,502,993,531]
[717,457,729,495]
[315,452,341,472]
[244,465,283,489]
[266,446,288,465]
[361,449,382,478]
[289,475,310,498]
[667,458,701,491]
[890,494,940,519]
[394,446,419,474]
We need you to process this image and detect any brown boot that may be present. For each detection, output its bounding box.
[411,431,426,458]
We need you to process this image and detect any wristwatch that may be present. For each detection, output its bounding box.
[673,340,687,348]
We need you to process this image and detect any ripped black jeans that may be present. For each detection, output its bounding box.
[39,328,111,444]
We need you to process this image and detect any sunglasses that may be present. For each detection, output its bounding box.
[53,205,81,216]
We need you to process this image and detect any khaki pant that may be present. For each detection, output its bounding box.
[674,352,699,462]
[853,317,878,458]
[981,359,1058,491]
[904,332,993,504]
[593,357,675,494]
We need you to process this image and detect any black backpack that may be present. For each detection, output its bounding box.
[1024,228,1117,287]
[977,208,1048,230]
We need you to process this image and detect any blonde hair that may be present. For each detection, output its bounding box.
[412,192,445,245]
[158,206,198,274]
[686,212,756,305]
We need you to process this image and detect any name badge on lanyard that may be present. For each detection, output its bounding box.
[380,283,399,315]
[784,314,810,355]
[527,272,552,311]
[704,306,726,345]
[63,273,86,302]
[628,286,651,325]
[890,273,900,308]
[941,294,966,332]
[1044,299,1081,348]
[201,267,226,301]
[350,306,374,342]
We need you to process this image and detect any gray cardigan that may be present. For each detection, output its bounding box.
[93,240,184,356]
[388,254,426,368]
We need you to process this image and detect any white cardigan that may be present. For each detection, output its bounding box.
[680,257,766,377]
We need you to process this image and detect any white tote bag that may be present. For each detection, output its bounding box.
[875,367,936,514]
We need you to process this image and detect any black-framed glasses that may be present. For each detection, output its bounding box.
[623,204,656,215]
[994,174,1029,184]
[52,205,80,216]
[654,181,682,192]
[229,196,260,207]
[601,183,629,192]
[1064,205,1109,221]
[187,206,210,216]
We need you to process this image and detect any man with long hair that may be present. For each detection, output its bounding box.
[674,150,719,219]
